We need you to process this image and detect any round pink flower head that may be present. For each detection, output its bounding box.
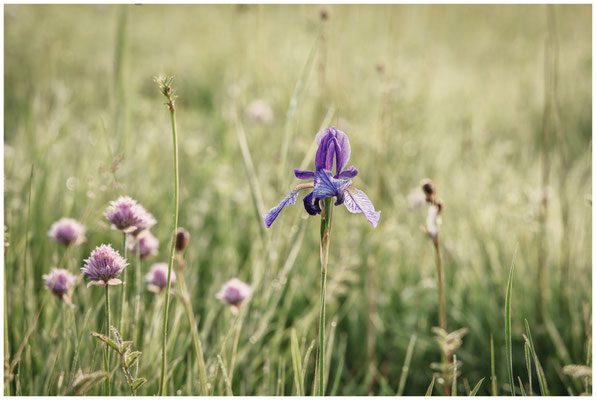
[43,268,76,304]
[104,196,156,234]
[146,263,175,294]
[245,99,274,125]
[127,230,159,261]
[47,218,86,247]
[216,278,252,313]
[82,244,128,287]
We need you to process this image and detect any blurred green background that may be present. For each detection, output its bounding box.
[4,4,592,396]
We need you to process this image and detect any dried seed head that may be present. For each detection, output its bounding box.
[320,7,329,21]
[420,178,435,200]
[175,227,190,252]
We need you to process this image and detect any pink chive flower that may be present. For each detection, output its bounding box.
[245,99,274,125]
[104,196,156,234]
[82,244,128,287]
[127,230,159,261]
[146,263,175,293]
[43,268,76,304]
[47,218,86,247]
[216,278,252,313]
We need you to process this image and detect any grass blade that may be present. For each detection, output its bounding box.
[396,334,417,396]
[425,375,436,396]
[490,333,498,396]
[505,244,518,396]
[469,377,485,396]
[518,376,527,396]
[524,319,550,396]
[290,329,304,396]
[452,354,457,396]
[524,341,533,395]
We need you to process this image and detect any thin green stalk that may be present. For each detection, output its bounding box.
[119,233,128,335]
[490,333,498,396]
[396,334,417,396]
[505,245,518,396]
[158,90,179,396]
[318,197,333,396]
[177,266,208,395]
[104,285,111,396]
[134,248,142,346]
[433,238,449,395]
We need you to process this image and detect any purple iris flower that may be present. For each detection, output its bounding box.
[263,127,380,228]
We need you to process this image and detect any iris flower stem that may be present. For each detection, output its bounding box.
[104,285,111,396]
[120,233,128,336]
[318,197,333,396]
[159,103,179,396]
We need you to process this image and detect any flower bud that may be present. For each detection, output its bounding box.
[175,227,190,252]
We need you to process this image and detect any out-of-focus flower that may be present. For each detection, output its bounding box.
[43,268,76,304]
[216,278,252,313]
[426,204,441,241]
[263,127,380,228]
[245,99,274,125]
[146,263,175,293]
[175,227,190,252]
[407,188,426,209]
[127,230,159,261]
[48,218,86,247]
[104,196,156,234]
[82,244,128,287]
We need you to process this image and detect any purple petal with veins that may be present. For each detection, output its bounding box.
[313,167,352,199]
[343,187,381,227]
[294,168,315,180]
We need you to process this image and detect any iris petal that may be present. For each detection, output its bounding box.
[294,168,315,180]
[262,189,300,229]
[338,166,358,179]
[313,167,352,199]
[303,191,321,215]
[343,186,381,227]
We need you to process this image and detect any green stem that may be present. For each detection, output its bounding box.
[104,285,111,396]
[134,246,142,346]
[177,259,208,395]
[433,238,450,396]
[158,106,179,396]
[318,197,333,396]
[120,233,128,336]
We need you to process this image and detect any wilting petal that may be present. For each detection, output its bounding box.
[344,187,381,227]
[87,280,107,288]
[313,167,352,199]
[303,191,321,215]
[107,278,123,286]
[294,168,315,180]
[338,166,358,179]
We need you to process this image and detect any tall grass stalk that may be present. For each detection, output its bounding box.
[396,334,417,396]
[156,76,180,396]
[119,233,128,335]
[104,286,111,396]
[318,197,333,396]
[176,256,208,395]
[505,244,518,396]
[432,236,449,395]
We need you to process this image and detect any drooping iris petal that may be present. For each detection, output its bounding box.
[338,166,358,179]
[313,167,352,199]
[294,168,315,180]
[263,189,300,229]
[344,187,381,227]
[302,191,321,215]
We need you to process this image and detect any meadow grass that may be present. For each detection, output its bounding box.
[3,4,592,396]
